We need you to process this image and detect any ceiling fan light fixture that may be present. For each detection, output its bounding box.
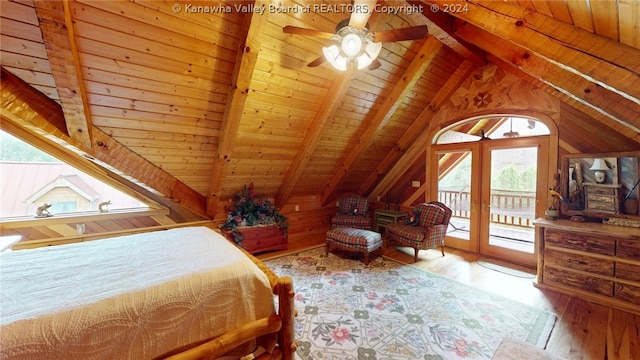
[323,25,382,71]
[341,33,362,57]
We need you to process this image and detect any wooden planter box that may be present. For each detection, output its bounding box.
[223,225,287,254]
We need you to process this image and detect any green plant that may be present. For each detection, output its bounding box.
[220,183,289,244]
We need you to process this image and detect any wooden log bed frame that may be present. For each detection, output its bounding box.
[0,226,297,360]
[165,246,297,360]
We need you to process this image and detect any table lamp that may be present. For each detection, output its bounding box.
[589,158,610,183]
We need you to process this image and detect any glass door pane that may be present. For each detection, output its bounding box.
[481,145,538,265]
[438,151,472,241]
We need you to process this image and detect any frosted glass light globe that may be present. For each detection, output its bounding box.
[341,33,362,57]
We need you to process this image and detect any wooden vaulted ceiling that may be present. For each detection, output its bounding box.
[1,0,639,220]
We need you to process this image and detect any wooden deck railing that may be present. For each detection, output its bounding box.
[438,190,536,228]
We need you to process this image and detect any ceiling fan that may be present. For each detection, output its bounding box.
[282,0,428,71]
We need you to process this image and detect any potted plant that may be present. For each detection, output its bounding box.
[220,183,289,248]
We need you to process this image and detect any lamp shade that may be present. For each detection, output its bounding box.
[322,44,347,71]
[589,158,610,171]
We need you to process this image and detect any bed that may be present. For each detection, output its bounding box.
[0,226,296,360]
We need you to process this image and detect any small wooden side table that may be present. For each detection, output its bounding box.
[374,209,408,233]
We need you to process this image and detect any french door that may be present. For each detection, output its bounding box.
[430,137,549,266]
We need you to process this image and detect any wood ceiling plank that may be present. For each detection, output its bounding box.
[428,0,640,103]
[70,6,238,64]
[77,38,225,83]
[1,67,57,88]
[544,0,574,24]
[91,116,219,137]
[79,53,230,94]
[82,68,226,104]
[0,35,48,59]
[321,36,443,205]
[0,52,53,73]
[618,0,640,49]
[455,23,640,133]
[590,0,619,41]
[103,127,216,143]
[359,59,475,195]
[564,0,594,32]
[75,0,241,51]
[88,103,220,127]
[529,1,554,18]
[0,0,39,25]
[0,17,43,42]
[275,69,356,206]
[88,94,225,120]
[206,1,267,218]
[85,82,227,111]
[245,98,317,118]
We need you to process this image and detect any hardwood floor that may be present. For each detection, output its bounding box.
[259,234,640,360]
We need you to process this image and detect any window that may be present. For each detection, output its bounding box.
[1,131,149,218]
[435,116,550,144]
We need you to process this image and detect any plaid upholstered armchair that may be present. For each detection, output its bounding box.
[386,201,452,262]
[330,194,373,230]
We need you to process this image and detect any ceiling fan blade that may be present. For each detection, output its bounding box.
[307,56,326,67]
[374,25,428,43]
[367,58,381,70]
[283,26,335,40]
[349,0,375,29]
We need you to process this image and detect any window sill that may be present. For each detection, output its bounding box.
[0,208,169,229]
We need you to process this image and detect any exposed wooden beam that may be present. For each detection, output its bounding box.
[359,60,475,195]
[276,69,356,206]
[405,0,485,66]
[1,67,207,219]
[426,0,640,114]
[321,35,443,205]
[370,120,432,199]
[33,0,93,148]
[206,1,265,218]
[454,22,640,133]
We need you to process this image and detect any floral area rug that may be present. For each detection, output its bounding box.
[264,246,556,360]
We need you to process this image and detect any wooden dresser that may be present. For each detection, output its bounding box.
[534,218,640,315]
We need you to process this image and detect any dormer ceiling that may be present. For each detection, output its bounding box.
[1,0,639,219]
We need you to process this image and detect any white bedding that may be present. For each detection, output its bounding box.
[0,226,276,359]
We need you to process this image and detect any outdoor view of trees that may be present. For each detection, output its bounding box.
[0,131,60,163]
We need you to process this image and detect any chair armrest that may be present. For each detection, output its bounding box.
[427,224,447,239]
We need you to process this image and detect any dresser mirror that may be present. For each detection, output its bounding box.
[560,151,640,219]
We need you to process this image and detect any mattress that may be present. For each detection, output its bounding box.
[0,226,276,359]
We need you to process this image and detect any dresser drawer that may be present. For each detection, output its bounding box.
[544,229,615,256]
[544,266,613,296]
[617,240,640,260]
[614,282,640,305]
[615,261,640,282]
[545,248,614,276]
[588,186,616,195]
[586,197,617,212]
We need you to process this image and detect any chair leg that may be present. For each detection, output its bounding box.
[441,245,445,256]
[413,247,419,262]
